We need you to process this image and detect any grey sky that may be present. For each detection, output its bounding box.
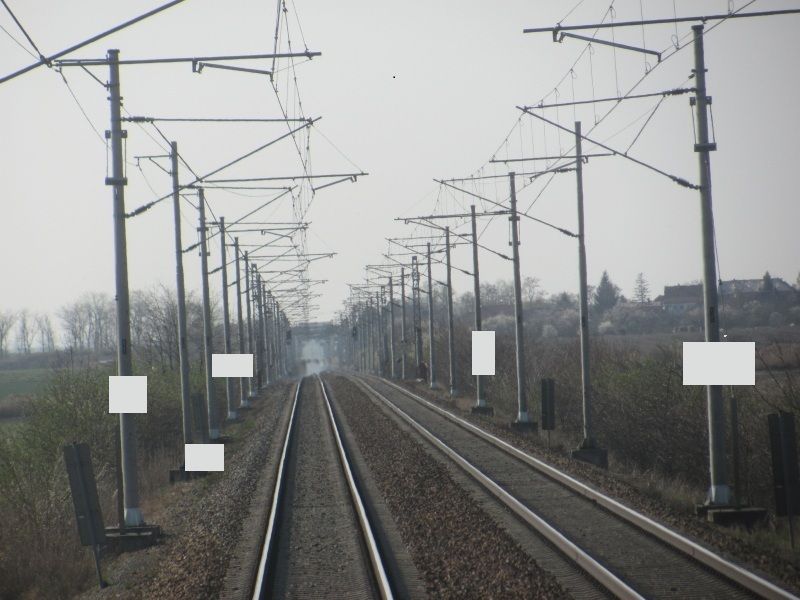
[1,0,799,327]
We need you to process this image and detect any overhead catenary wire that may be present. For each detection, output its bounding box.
[0,23,34,58]
[125,119,318,218]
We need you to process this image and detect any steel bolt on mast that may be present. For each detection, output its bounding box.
[169,142,193,448]
[234,239,249,409]
[508,174,533,427]
[426,243,436,389]
[218,217,237,420]
[444,227,457,397]
[198,189,220,440]
[107,49,143,526]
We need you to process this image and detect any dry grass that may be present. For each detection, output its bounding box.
[0,395,28,420]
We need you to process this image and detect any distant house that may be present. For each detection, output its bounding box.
[657,277,798,314]
[660,284,703,314]
[719,278,796,305]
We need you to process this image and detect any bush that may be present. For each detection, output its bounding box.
[0,364,196,599]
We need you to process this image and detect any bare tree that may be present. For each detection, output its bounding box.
[58,293,114,353]
[59,302,89,350]
[16,310,33,354]
[522,276,541,305]
[84,293,115,352]
[0,310,16,357]
[130,286,182,370]
[34,313,56,352]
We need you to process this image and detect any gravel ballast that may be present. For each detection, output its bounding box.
[393,377,800,596]
[326,374,570,599]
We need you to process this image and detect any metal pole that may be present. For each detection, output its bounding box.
[107,49,143,526]
[730,388,740,508]
[471,205,486,409]
[412,256,423,377]
[445,227,457,396]
[376,290,384,376]
[244,254,256,400]
[261,280,269,384]
[198,189,220,440]
[693,24,729,506]
[274,300,280,379]
[219,218,236,420]
[271,297,279,381]
[169,141,193,447]
[426,243,436,389]
[389,277,396,378]
[364,298,371,373]
[255,275,265,388]
[575,122,594,447]
[234,239,249,409]
[368,297,375,373]
[357,308,363,372]
[268,297,275,379]
[281,308,287,377]
[400,268,407,379]
[280,310,287,376]
[509,174,530,423]
[274,301,281,378]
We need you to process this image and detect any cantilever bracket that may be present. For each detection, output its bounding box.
[557,31,661,62]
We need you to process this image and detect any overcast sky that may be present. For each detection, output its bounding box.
[1,0,799,327]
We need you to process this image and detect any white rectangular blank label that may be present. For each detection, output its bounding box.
[472,331,495,376]
[683,342,755,385]
[212,353,253,377]
[185,444,225,471]
[109,376,147,413]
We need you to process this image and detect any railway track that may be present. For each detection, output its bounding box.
[349,374,797,600]
[250,376,393,600]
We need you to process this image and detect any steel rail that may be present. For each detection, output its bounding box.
[251,380,302,600]
[251,377,394,599]
[318,374,394,600]
[352,376,643,600]
[375,377,797,600]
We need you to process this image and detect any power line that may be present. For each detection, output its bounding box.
[0,0,187,85]
[0,0,46,61]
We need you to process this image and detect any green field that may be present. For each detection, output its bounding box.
[0,368,50,399]
[0,368,50,419]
